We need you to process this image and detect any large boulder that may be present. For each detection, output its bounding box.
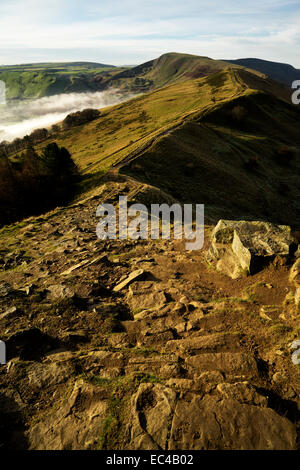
[289,258,300,314]
[289,258,300,288]
[206,220,292,279]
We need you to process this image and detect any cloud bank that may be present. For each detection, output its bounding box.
[0,89,133,142]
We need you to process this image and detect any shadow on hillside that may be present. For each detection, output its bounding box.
[6,328,61,361]
[257,387,300,424]
[0,392,29,450]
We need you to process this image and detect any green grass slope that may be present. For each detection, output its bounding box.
[0,62,114,72]
[0,52,264,100]
[2,52,296,101]
[0,62,123,100]
[224,58,300,87]
[104,52,250,93]
[9,66,300,227]
[28,67,247,174]
[119,71,300,227]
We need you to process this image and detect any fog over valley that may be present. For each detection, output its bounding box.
[0,89,133,142]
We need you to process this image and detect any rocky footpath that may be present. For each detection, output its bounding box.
[0,180,299,450]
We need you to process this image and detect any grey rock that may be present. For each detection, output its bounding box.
[207,220,292,279]
[47,284,75,301]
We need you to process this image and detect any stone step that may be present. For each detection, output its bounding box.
[165,333,241,355]
[185,351,258,379]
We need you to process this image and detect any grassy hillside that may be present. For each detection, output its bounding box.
[121,91,300,227]
[0,62,114,71]
[26,67,249,174]
[2,53,299,100]
[0,62,123,100]
[0,53,236,99]
[224,58,300,87]
[117,69,300,226]
[103,52,250,92]
[11,66,299,228]
[0,53,262,100]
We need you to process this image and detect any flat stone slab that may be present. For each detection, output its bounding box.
[168,395,296,450]
[113,269,145,292]
[127,288,167,310]
[185,352,258,378]
[165,333,240,355]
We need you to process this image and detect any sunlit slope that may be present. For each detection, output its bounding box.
[225,57,300,87]
[0,52,265,100]
[119,73,300,226]
[9,65,300,226]
[104,52,251,92]
[0,63,121,100]
[32,67,252,174]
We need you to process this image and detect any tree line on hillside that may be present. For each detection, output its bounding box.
[0,108,100,157]
[62,108,100,129]
[0,143,79,226]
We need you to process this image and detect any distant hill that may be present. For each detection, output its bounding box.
[224,58,300,87]
[2,53,300,101]
[0,62,115,71]
[0,53,252,100]
[3,53,298,100]
[0,62,123,100]
[103,52,241,92]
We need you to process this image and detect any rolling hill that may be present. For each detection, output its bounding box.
[2,53,298,101]
[118,68,300,227]
[0,53,235,99]
[0,53,264,100]
[0,62,115,72]
[8,65,299,228]
[102,52,235,92]
[0,62,123,100]
[224,58,300,87]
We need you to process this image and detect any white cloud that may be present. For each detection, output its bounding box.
[0,89,135,141]
[0,0,299,66]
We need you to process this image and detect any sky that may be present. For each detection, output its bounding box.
[0,0,300,67]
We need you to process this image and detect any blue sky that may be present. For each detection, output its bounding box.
[0,0,299,66]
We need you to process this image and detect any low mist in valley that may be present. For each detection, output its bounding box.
[0,89,134,142]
